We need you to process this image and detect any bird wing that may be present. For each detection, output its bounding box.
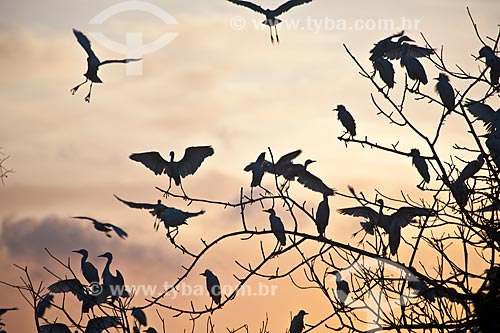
[48,279,86,300]
[393,207,434,228]
[275,149,301,166]
[106,223,128,239]
[338,206,379,221]
[386,44,434,60]
[72,215,98,223]
[178,146,214,178]
[130,151,169,175]
[114,194,157,210]
[73,29,97,59]
[226,0,266,14]
[466,101,496,130]
[296,170,335,196]
[100,58,142,65]
[274,0,314,15]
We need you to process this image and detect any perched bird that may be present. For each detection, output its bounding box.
[98,252,128,298]
[114,195,205,230]
[435,73,455,114]
[132,307,147,327]
[226,0,314,44]
[373,57,395,90]
[369,31,433,61]
[410,149,430,189]
[201,269,222,305]
[456,154,484,183]
[70,29,141,102]
[339,199,433,254]
[39,323,72,333]
[329,271,350,305]
[289,310,308,333]
[315,194,330,237]
[400,44,428,90]
[73,249,100,285]
[243,152,268,188]
[130,146,214,196]
[264,208,286,246]
[72,216,128,239]
[288,160,335,196]
[477,46,500,86]
[333,105,356,138]
[36,294,54,318]
[466,100,500,135]
[85,316,121,333]
[450,180,470,209]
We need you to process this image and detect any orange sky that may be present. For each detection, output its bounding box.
[0,0,499,331]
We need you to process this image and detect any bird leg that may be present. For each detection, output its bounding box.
[70,79,88,95]
[275,26,280,44]
[84,82,93,103]
[180,183,188,199]
[269,26,274,44]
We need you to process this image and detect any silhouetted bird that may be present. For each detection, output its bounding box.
[478,46,500,87]
[226,0,314,44]
[400,44,428,90]
[201,269,222,305]
[132,307,147,327]
[48,278,109,314]
[73,249,100,284]
[85,316,121,333]
[435,73,455,114]
[130,146,214,196]
[244,152,267,188]
[329,271,349,305]
[456,154,484,183]
[450,180,470,209]
[144,328,158,333]
[410,149,430,189]
[266,149,302,176]
[39,323,72,333]
[369,31,407,61]
[98,252,128,298]
[289,310,308,333]
[114,195,205,229]
[334,105,356,138]
[0,308,17,317]
[287,159,335,196]
[70,29,141,102]
[264,208,286,246]
[36,294,54,318]
[373,58,395,90]
[315,194,330,237]
[466,100,500,135]
[72,216,127,239]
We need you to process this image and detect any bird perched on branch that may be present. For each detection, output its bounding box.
[289,310,308,333]
[132,307,147,328]
[285,159,335,196]
[36,294,54,318]
[435,73,455,114]
[410,149,430,189]
[264,208,286,246]
[466,100,500,136]
[369,31,433,61]
[329,271,349,305]
[73,249,100,285]
[333,105,356,139]
[400,44,429,90]
[226,0,314,44]
[456,154,484,183]
[130,146,214,196]
[373,57,395,91]
[86,316,121,333]
[98,252,128,298]
[114,195,205,230]
[477,46,500,87]
[201,269,222,305]
[70,29,141,102]
[315,194,330,237]
[71,216,128,239]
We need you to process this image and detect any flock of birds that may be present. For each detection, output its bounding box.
[4,1,498,332]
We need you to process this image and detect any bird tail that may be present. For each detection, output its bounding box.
[187,210,205,218]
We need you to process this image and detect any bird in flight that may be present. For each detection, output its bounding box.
[130,146,214,196]
[71,216,128,239]
[226,0,315,44]
[70,29,141,103]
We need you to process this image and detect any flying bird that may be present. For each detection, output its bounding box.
[466,100,500,135]
[226,0,315,44]
[201,269,222,305]
[130,146,214,196]
[72,216,128,239]
[73,249,100,285]
[70,29,141,102]
[372,57,395,91]
[264,208,286,246]
[243,152,268,189]
[98,252,128,298]
[435,73,455,114]
[276,157,335,196]
[333,105,356,138]
[477,46,500,86]
[114,195,205,230]
[410,149,430,189]
[289,310,308,333]
[329,271,349,305]
[315,194,330,237]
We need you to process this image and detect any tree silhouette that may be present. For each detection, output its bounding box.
[2,9,500,333]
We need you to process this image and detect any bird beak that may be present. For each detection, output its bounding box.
[97,254,105,258]
[200,272,205,276]
[72,250,79,253]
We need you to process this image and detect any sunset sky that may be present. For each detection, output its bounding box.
[0,0,499,331]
